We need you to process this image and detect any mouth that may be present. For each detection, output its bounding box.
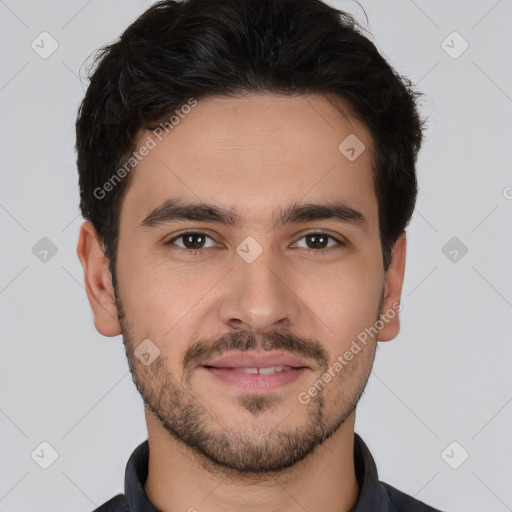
[201,351,311,391]
[204,365,294,374]
[202,350,312,369]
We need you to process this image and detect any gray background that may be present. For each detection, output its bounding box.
[1,1,511,511]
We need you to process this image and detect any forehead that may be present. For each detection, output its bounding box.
[120,93,378,232]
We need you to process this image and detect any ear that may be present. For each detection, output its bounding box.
[378,232,407,342]
[76,221,122,337]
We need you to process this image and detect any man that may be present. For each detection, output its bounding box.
[75,0,442,510]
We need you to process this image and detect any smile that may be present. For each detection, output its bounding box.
[205,365,293,375]
[202,365,307,390]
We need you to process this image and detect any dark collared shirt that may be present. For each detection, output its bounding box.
[92,433,443,511]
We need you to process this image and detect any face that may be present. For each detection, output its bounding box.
[78,93,406,475]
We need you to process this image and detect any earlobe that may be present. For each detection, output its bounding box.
[76,221,122,337]
[378,232,407,342]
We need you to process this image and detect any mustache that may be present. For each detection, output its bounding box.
[182,328,329,373]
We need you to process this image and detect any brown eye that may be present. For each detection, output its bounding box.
[291,233,344,253]
[305,233,329,249]
[181,233,207,249]
[166,232,217,252]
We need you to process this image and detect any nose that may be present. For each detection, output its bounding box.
[218,245,301,334]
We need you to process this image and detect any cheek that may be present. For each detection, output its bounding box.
[307,258,382,340]
[115,251,225,360]
[117,243,211,317]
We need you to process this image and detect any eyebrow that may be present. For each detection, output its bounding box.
[138,198,368,231]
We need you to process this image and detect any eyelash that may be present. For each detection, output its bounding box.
[164,231,346,257]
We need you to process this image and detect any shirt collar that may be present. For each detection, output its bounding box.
[124,432,392,512]
[350,433,394,511]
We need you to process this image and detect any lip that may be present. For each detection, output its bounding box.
[203,366,307,390]
[201,351,312,370]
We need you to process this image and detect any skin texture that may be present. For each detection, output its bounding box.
[77,93,407,512]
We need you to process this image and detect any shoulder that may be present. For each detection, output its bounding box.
[91,494,128,512]
[381,481,445,512]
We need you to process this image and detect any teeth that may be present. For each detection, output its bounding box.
[239,365,292,375]
[239,367,259,374]
[258,365,286,375]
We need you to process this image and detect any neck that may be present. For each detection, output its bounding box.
[144,410,359,512]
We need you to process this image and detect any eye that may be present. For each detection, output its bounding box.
[291,232,345,254]
[165,230,345,257]
[165,231,218,254]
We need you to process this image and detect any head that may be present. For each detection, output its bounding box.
[76,0,424,476]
